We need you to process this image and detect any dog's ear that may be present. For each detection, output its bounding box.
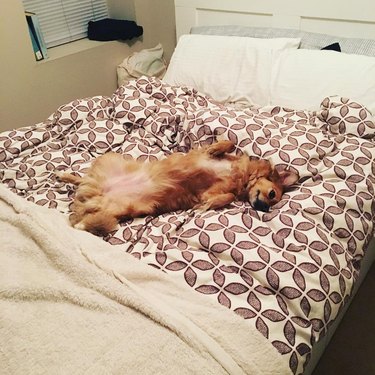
[277,170,299,187]
[255,159,273,176]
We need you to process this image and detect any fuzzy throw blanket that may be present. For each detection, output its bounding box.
[0,184,291,375]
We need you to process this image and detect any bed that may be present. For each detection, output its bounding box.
[1,1,375,375]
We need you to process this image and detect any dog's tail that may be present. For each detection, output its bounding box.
[56,171,82,185]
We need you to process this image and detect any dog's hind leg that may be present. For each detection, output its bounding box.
[74,199,156,236]
[112,200,156,220]
[74,211,118,236]
[205,140,235,157]
[56,171,82,185]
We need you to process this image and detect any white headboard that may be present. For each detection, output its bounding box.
[175,0,375,39]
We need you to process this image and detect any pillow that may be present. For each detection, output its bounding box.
[163,34,301,107]
[191,25,375,57]
[270,49,375,114]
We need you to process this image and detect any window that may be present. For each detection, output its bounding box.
[22,0,109,48]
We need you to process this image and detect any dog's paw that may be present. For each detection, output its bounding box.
[206,140,235,157]
[55,170,64,180]
[192,202,211,213]
[73,222,86,231]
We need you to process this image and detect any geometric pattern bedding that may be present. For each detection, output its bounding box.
[1,77,374,375]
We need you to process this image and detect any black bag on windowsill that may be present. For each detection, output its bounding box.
[88,18,143,41]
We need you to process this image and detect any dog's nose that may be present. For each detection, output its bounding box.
[253,199,270,212]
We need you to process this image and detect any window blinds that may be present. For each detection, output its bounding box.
[22,0,109,48]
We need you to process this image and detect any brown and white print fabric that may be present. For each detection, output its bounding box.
[1,77,374,375]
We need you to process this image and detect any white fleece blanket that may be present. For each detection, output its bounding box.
[0,184,291,375]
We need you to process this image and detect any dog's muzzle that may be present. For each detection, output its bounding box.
[252,199,270,212]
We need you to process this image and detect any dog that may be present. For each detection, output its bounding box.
[57,140,299,236]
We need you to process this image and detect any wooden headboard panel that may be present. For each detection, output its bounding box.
[175,0,375,39]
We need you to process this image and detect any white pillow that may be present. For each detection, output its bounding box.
[163,34,301,107]
[270,49,375,114]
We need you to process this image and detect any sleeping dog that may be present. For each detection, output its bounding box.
[57,140,299,236]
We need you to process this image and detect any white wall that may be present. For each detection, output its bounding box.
[0,0,176,132]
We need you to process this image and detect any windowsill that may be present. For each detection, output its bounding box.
[38,38,113,63]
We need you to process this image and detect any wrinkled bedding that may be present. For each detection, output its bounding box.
[1,77,375,374]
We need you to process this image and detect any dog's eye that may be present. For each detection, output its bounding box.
[268,190,276,200]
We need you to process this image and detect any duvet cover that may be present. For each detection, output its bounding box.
[1,77,374,374]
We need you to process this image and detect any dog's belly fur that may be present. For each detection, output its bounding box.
[103,170,152,198]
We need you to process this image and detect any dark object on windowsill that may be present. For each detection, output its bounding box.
[321,42,341,52]
[88,18,143,41]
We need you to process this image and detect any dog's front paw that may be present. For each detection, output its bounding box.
[192,202,210,213]
[206,140,235,157]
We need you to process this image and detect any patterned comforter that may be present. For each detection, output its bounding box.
[1,77,375,374]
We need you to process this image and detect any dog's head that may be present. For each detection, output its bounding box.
[247,161,299,212]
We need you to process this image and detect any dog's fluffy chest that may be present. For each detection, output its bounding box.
[197,157,232,177]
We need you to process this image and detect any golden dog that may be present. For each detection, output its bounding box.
[57,140,299,235]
